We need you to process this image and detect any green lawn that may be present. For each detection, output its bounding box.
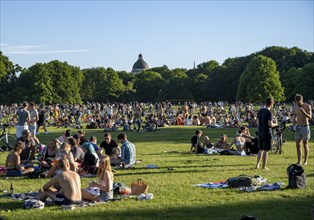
[0,126,313,220]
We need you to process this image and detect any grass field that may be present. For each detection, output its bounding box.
[0,125,313,220]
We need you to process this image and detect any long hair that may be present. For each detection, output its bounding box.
[97,155,113,181]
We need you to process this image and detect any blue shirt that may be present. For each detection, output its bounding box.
[121,140,136,166]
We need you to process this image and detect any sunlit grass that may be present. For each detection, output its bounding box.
[0,125,313,220]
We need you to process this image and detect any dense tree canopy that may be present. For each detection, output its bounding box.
[236,55,285,102]
[0,46,313,104]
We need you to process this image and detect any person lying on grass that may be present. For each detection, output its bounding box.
[38,158,82,206]
[6,141,34,177]
[81,155,114,202]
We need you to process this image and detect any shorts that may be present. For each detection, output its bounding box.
[15,125,29,138]
[55,193,80,206]
[29,125,37,137]
[258,134,272,151]
[295,125,311,141]
[7,169,23,177]
[99,190,113,202]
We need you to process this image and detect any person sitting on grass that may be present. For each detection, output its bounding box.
[6,141,34,177]
[79,142,99,176]
[37,158,82,206]
[38,138,61,170]
[99,132,121,166]
[117,133,136,168]
[202,136,213,148]
[46,142,77,177]
[225,130,247,156]
[81,155,114,202]
[213,134,229,152]
[190,130,205,153]
[240,126,259,154]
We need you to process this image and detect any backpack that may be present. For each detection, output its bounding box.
[287,164,306,189]
[113,182,126,195]
[225,174,252,188]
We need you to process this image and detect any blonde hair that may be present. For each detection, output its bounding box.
[97,155,113,181]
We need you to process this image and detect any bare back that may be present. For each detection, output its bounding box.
[52,170,81,202]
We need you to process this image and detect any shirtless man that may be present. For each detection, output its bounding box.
[292,94,312,165]
[38,158,82,205]
[6,141,34,176]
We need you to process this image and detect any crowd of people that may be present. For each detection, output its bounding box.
[1,94,313,206]
[2,99,312,132]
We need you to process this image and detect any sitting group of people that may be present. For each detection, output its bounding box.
[5,129,137,206]
[190,126,259,155]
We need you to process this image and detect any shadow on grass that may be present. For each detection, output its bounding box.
[8,195,311,220]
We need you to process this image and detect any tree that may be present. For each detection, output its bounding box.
[134,71,164,102]
[0,52,20,104]
[46,60,83,104]
[82,67,107,102]
[236,55,285,102]
[17,63,54,104]
[103,68,125,101]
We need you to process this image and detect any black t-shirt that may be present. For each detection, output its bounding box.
[100,140,119,156]
[257,108,272,137]
[191,135,204,153]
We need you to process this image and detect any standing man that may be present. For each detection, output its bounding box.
[255,97,277,170]
[14,101,30,138]
[292,94,312,165]
[28,102,39,138]
[117,133,136,168]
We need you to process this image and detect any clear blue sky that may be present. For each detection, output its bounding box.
[1,0,313,72]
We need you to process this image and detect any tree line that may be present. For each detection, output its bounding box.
[0,46,313,105]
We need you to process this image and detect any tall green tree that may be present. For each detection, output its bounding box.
[0,52,20,104]
[134,71,164,102]
[236,55,285,102]
[46,60,82,104]
[17,63,54,104]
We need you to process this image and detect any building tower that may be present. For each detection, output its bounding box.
[132,54,149,73]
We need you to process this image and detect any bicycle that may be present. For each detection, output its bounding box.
[271,122,285,154]
[129,117,158,132]
[0,123,16,152]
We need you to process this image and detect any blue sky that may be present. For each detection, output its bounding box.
[1,0,313,72]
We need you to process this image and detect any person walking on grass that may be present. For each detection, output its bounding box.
[255,96,277,170]
[292,94,312,165]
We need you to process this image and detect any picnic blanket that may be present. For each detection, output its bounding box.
[0,192,109,209]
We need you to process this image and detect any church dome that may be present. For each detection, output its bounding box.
[132,54,149,72]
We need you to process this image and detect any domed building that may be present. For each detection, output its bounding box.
[132,54,149,73]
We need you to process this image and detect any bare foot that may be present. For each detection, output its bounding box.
[296,162,301,165]
[262,167,270,171]
[303,161,308,166]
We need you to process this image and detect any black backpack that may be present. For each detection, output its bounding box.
[287,164,306,189]
[225,174,252,188]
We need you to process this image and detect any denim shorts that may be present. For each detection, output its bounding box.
[295,125,311,141]
[99,190,113,202]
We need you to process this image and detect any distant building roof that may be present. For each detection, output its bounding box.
[132,54,149,72]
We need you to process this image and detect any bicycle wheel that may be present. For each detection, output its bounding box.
[0,134,15,151]
[271,134,279,154]
[278,134,283,154]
